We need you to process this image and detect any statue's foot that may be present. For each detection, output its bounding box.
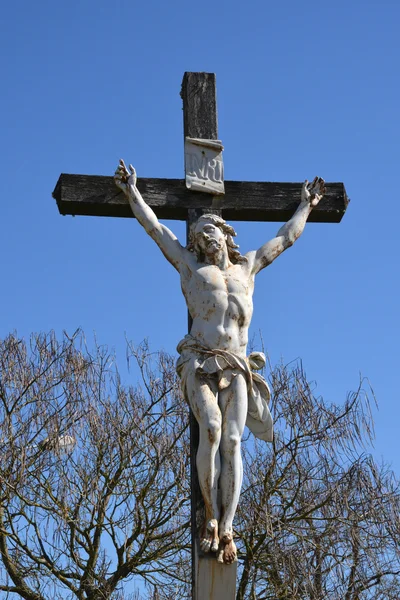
[200,518,219,553]
[217,533,237,564]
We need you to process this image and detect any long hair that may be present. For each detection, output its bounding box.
[187,213,247,264]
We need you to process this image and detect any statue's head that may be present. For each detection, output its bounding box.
[187,213,247,264]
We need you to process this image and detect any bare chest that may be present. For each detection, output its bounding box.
[182,264,253,299]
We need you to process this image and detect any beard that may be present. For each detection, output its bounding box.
[205,238,223,253]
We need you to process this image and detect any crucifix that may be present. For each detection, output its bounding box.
[53,72,348,599]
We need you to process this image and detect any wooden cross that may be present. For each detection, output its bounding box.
[52,72,348,600]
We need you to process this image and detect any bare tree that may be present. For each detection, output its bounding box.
[1,333,399,599]
[236,362,400,600]
[0,332,190,599]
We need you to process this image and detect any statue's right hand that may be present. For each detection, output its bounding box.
[114,159,137,192]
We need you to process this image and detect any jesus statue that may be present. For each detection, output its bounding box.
[115,160,325,565]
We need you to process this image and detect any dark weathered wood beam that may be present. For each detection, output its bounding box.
[182,71,219,599]
[52,174,349,223]
[181,72,218,140]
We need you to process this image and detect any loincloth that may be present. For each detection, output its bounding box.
[176,335,273,442]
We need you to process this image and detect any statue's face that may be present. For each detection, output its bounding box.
[194,220,226,255]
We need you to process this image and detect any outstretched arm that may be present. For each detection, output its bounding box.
[251,177,325,274]
[115,160,185,271]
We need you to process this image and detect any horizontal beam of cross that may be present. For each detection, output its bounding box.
[53,174,348,223]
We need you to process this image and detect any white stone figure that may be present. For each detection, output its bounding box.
[114,160,325,565]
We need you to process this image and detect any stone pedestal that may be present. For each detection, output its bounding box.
[194,545,237,600]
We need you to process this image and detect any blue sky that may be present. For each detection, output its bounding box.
[1,0,399,479]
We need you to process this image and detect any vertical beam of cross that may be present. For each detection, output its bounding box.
[181,72,223,596]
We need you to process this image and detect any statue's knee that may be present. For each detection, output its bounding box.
[207,419,221,445]
[222,432,241,454]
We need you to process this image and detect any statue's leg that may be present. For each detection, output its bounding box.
[185,365,221,552]
[217,372,248,564]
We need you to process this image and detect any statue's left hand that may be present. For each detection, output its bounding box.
[301,177,325,207]
[114,159,137,193]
